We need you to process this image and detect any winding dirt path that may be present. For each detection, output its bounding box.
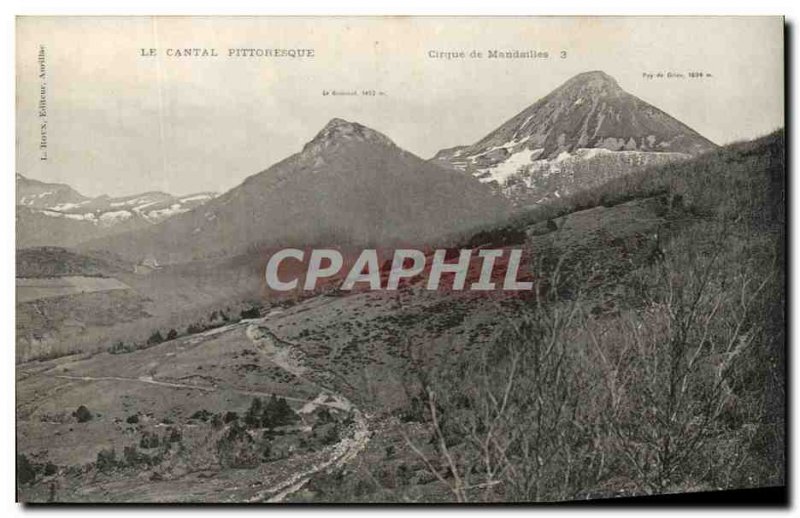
[243,322,370,502]
[50,318,371,503]
[53,373,320,406]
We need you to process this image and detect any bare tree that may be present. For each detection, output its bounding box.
[405,254,598,502]
[584,237,775,493]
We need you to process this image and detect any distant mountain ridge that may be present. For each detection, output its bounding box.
[16,173,88,209]
[83,118,511,264]
[16,174,217,248]
[20,71,717,251]
[432,71,718,205]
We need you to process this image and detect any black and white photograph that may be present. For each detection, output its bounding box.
[11,13,787,506]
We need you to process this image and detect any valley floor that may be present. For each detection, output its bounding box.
[17,313,371,503]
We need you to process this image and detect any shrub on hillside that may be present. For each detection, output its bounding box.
[139,431,160,449]
[95,448,117,472]
[43,462,57,476]
[216,422,260,469]
[74,405,93,423]
[108,341,135,354]
[17,454,35,485]
[147,330,164,345]
[240,307,260,319]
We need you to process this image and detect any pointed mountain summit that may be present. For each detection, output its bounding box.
[303,118,396,154]
[436,70,716,163]
[433,71,718,204]
[85,119,510,263]
[557,70,623,96]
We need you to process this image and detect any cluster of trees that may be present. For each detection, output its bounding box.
[240,307,261,319]
[243,395,299,430]
[138,429,178,449]
[94,426,183,474]
[215,421,273,468]
[16,455,57,485]
[213,395,297,469]
[107,329,177,354]
[213,403,355,470]
[107,306,254,354]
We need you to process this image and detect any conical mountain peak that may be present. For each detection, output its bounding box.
[88,118,509,262]
[303,118,396,154]
[320,117,355,132]
[435,70,716,166]
[431,69,718,204]
[557,70,622,98]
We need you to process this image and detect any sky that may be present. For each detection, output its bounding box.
[16,16,784,197]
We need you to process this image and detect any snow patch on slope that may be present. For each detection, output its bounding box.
[476,148,543,184]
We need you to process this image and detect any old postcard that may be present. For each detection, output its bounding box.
[15,16,785,504]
